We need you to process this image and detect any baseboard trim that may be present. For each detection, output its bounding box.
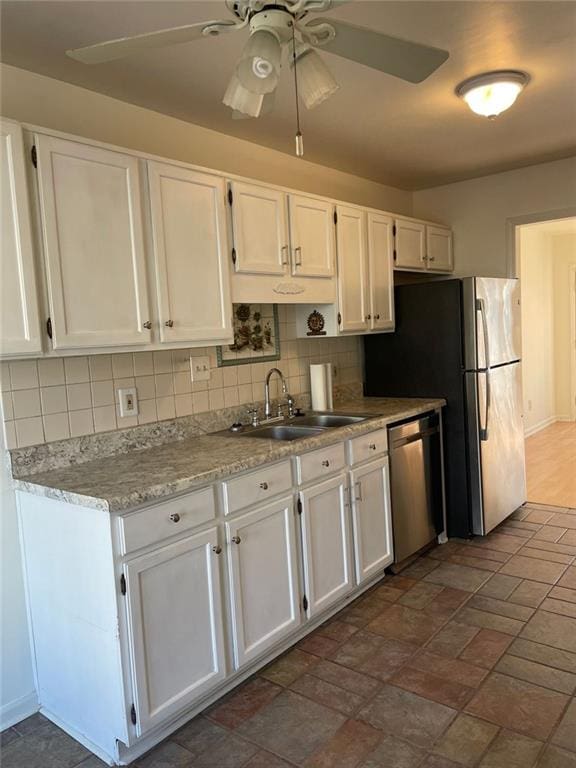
[0,690,39,730]
[525,416,557,437]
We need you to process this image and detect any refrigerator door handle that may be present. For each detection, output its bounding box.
[476,297,491,440]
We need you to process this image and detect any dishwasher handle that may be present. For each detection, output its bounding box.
[391,426,439,450]
[388,411,440,448]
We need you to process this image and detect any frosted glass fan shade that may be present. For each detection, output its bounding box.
[223,73,266,117]
[456,71,529,118]
[236,30,281,95]
[292,48,339,109]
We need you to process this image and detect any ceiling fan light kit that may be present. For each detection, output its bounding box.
[291,44,339,109]
[456,70,530,118]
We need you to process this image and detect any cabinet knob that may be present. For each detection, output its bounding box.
[165,319,174,327]
[259,482,269,490]
[322,460,330,467]
[169,513,181,523]
[143,321,152,330]
[366,314,371,320]
[212,545,222,555]
[429,256,435,262]
[375,314,380,320]
[369,443,377,450]
[232,535,242,545]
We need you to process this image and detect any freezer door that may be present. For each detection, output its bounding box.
[466,362,526,535]
[463,278,522,370]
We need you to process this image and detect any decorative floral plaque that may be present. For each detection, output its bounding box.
[217,304,280,367]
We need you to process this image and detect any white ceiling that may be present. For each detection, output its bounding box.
[1,1,575,189]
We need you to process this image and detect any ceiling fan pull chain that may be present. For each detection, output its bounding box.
[291,22,304,157]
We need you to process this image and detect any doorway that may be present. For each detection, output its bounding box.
[516,217,576,507]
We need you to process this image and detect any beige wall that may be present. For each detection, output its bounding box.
[413,158,576,278]
[0,64,411,214]
[520,227,555,435]
[552,233,576,420]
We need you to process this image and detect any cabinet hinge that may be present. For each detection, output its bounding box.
[296,497,302,515]
[302,595,308,612]
[46,317,53,339]
[31,145,37,169]
[393,250,397,262]
[130,704,137,725]
[231,247,237,265]
[120,573,126,595]
[392,223,396,237]
[337,312,342,326]
[333,210,338,225]
[227,186,233,206]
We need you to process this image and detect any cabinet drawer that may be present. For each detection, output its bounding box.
[296,442,346,485]
[119,487,216,554]
[348,428,388,465]
[223,460,293,515]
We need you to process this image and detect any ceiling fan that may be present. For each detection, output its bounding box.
[67,0,449,122]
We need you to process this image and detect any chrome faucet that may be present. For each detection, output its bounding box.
[264,368,295,420]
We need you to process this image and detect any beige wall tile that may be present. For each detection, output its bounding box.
[12,389,41,419]
[133,352,154,377]
[111,353,134,379]
[157,396,176,421]
[93,405,117,434]
[91,380,114,408]
[15,416,44,447]
[0,362,12,391]
[155,374,174,397]
[64,357,89,384]
[174,372,191,395]
[69,409,94,437]
[38,358,65,387]
[43,413,71,442]
[175,393,193,417]
[40,386,68,415]
[209,389,225,411]
[3,420,17,449]
[192,391,209,414]
[138,399,157,425]
[9,360,38,390]
[67,383,92,411]
[153,351,172,374]
[89,355,112,382]
[1,391,14,421]
[135,375,155,401]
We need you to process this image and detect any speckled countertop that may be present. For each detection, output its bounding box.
[12,397,444,512]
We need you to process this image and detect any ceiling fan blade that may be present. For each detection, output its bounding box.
[67,19,239,64]
[304,18,449,83]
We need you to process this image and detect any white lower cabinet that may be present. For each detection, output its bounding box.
[124,527,226,735]
[226,497,301,668]
[299,473,354,617]
[350,457,394,584]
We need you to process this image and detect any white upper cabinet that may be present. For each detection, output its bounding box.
[147,162,232,344]
[367,212,395,331]
[229,181,289,276]
[426,225,453,273]
[124,528,227,736]
[288,194,335,278]
[36,135,151,349]
[336,206,369,333]
[0,120,42,356]
[299,474,353,617]
[394,217,426,271]
[226,497,301,669]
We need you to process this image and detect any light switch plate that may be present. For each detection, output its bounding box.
[118,387,139,418]
[190,356,210,382]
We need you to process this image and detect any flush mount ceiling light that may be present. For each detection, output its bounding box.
[456,70,530,119]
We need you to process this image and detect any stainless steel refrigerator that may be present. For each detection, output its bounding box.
[364,277,526,538]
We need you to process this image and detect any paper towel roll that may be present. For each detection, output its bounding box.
[310,363,333,411]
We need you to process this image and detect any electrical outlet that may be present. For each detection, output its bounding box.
[118,387,138,418]
[191,356,210,382]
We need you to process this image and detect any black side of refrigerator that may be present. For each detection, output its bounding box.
[363,280,472,538]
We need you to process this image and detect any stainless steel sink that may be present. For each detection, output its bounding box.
[295,414,370,428]
[246,425,326,441]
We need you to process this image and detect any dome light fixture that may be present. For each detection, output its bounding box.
[456,70,530,119]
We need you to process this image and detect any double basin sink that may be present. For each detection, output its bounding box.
[216,413,373,442]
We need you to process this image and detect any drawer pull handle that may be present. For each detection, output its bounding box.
[212,545,222,555]
[143,321,152,330]
[169,513,181,523]
[260,482,269,490]
[369,443,377,450]
[322,460,330,467]
[232,535,242,545]
[354,481,363,502]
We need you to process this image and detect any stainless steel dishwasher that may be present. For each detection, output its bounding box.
[388,412,444,564]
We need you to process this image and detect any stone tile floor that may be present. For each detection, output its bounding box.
[2,501,576,768]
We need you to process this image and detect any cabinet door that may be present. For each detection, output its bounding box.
[394,218,426,271]
[299,474,353,617]
[227,497,301,668]
[426,225,453,273]
[336,206,369,333]
[36,135,151,349]
[1,121,42,356]
[350,457,394,585]
[367,212,395,332]
[230,181,289,276]
[148,162,232,344]
[124,528,226,735]
[288,194,335,278]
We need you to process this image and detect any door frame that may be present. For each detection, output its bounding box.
[506,207,576,278]
[571,265,576,422]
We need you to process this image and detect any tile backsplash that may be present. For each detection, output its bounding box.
[1,306,363,449]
